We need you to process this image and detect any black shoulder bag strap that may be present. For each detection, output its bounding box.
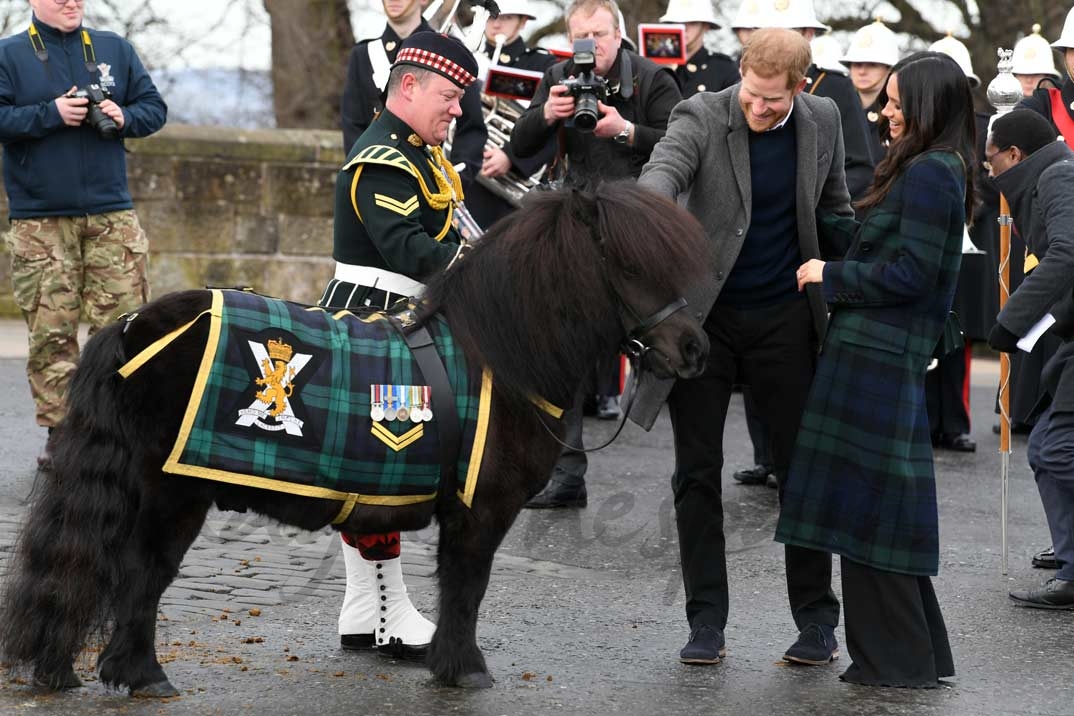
[389,313,462,501]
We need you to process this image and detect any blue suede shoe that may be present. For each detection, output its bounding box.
[783,623,839,665]
[679,624,727,665]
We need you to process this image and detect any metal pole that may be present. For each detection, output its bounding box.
[997,194,1012,575]
[986,48,1021,576]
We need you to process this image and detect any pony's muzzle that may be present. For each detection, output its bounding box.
[677,326,710,378]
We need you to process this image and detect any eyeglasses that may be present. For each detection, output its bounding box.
[982,148,1007,173]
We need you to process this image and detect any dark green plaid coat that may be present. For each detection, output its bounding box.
[775,151,966,576]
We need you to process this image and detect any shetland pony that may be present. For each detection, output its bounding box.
[0,182,710,694]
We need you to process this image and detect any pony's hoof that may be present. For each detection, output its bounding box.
[33,666,83,690]
[456,671,495,689]
[131,679,180,698]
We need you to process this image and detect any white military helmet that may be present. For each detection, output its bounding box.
[1013,24,1061,78]
[929,33,980,87]
[732,0,827,32]
[661,0,721,28]
[490,0,537,20]
[811,35,848,75]
[1052,6,1074,51]
[841,18,900,68]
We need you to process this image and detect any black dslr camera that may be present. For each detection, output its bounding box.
[67,84,120,140]
[557,38,609,133]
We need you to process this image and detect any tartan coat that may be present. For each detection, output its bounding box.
[775,150,967,576]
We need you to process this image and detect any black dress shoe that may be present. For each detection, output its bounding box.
[1032,546,1060,569]
[596,395,621,420]
[783,623,839,665]
[679,624,726,664]
[525,475,587,509]
[1009,577,1074,609]
[936,433,976,452]
[340,633,375,651]
[732,464,771,485]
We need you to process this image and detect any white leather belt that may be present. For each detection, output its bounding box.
[333,263,425,297]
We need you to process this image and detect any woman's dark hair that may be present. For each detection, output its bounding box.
[989,108,1059,155]
[858,51,976,220]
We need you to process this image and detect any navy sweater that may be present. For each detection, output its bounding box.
[718,114,801,309]
[0,16,167,219]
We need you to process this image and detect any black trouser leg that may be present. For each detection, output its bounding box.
[737,300,839,630]
[742,387,772,467]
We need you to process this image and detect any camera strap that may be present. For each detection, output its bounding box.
[27,22,100,76]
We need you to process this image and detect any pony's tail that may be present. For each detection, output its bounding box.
[0,321,142,684]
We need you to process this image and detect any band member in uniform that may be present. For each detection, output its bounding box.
[1015,8,1074,571]
[659,0,739,96]
[635,28,852,666]
[841,18,899,162]
[466,0,558,227]
[322,32,478,659]
[1012,24,1062,98]
[512,0,682,508]
[340,0,486,192]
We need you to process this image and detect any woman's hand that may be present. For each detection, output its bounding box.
[796,259,825,291]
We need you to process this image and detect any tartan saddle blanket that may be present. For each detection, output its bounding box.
[141,289,491,510]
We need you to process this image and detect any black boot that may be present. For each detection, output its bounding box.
[525,472,587,509]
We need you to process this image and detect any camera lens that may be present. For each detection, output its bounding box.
[86,105,119,140]
[573,94,599,132]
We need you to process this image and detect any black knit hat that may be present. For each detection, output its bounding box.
[393,31,479,88]
[990,109,1059,155]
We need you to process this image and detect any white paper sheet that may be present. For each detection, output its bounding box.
[1017,313,1056,353]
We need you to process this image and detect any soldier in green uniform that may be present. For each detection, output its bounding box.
[318,32,479,660]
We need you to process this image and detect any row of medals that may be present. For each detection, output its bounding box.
[370,384,433,423]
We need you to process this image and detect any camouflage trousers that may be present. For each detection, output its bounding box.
[4,210,150,427]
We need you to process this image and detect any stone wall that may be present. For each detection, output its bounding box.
[0,124,346,318]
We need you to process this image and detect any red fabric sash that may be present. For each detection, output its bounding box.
[1047,88,1074,148]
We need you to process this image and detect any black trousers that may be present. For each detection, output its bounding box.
[925,340,970,436]
[668,298,839,631]
[840,557,953,687]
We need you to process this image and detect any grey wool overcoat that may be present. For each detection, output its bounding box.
[630,84,854,429]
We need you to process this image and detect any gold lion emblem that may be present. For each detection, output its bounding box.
[255,339,296,417]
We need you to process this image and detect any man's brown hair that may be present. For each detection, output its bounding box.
[739,28,812,89]
[565,0,621,30]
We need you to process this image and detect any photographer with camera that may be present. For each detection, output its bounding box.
[511,0,681,508]
[512,0,681,187]
[0,0,166,470]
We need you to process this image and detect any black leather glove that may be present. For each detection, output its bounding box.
[988,323,1020,353]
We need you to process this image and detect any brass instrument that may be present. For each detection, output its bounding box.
[475,92,545,206]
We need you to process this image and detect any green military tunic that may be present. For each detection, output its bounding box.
[332,109,464,282]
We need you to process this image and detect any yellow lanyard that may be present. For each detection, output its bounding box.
[28,21,97,73]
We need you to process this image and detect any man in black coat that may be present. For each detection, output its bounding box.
[340,0,486,192]
[512,0,682,508]
[987,110,1074,610]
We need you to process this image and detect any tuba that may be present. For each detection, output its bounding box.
[474,33,545,207]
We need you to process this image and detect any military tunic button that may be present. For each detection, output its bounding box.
[687,63,697,72]
[867,111,879,122]
[698,85,706,92]
[390,133,398,140]
[385,41,396,51]
[701,64,708,69]
[500,53,512,64]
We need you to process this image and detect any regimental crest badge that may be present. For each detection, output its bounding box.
[97,62,115,89]
[234,332,317,436]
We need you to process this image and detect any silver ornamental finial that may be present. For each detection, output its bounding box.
[987,48,1022,119]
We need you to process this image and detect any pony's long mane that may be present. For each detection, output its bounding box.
[423,181,708,407]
